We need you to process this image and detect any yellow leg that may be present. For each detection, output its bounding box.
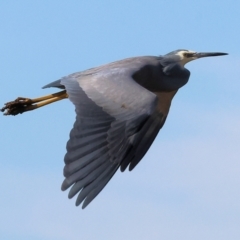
[1,90,68,116]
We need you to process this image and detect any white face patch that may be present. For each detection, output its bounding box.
[175,50,197,66]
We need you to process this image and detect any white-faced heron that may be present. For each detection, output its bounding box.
[1,49,228,208]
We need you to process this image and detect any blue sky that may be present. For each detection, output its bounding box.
[1,1,240,240]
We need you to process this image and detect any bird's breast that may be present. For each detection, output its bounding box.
[153,90,177,117]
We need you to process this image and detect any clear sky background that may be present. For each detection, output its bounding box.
[1,1,240,240]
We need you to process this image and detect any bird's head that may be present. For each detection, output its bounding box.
[165,49,228,66]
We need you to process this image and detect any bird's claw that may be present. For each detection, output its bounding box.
[1,97,33,116]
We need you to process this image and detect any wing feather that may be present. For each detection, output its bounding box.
[56,57,176,208]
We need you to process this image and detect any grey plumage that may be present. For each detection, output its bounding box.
[40,50,227,209]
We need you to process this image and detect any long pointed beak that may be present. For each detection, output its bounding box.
[195,52,228,58]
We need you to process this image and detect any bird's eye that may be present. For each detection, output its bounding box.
[184,53,192,58]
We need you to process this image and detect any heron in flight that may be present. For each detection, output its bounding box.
[1,49,227,209]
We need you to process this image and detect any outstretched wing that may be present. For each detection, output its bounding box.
[45,57,176,208]
[60,62,160,208]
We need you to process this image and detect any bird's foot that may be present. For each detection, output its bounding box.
[1,90,68,116]
[1,97,34,116]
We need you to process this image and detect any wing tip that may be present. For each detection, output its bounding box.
[61,179,71,191]
[129,163,135,171]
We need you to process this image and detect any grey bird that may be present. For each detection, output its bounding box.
[1,49,227,209]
